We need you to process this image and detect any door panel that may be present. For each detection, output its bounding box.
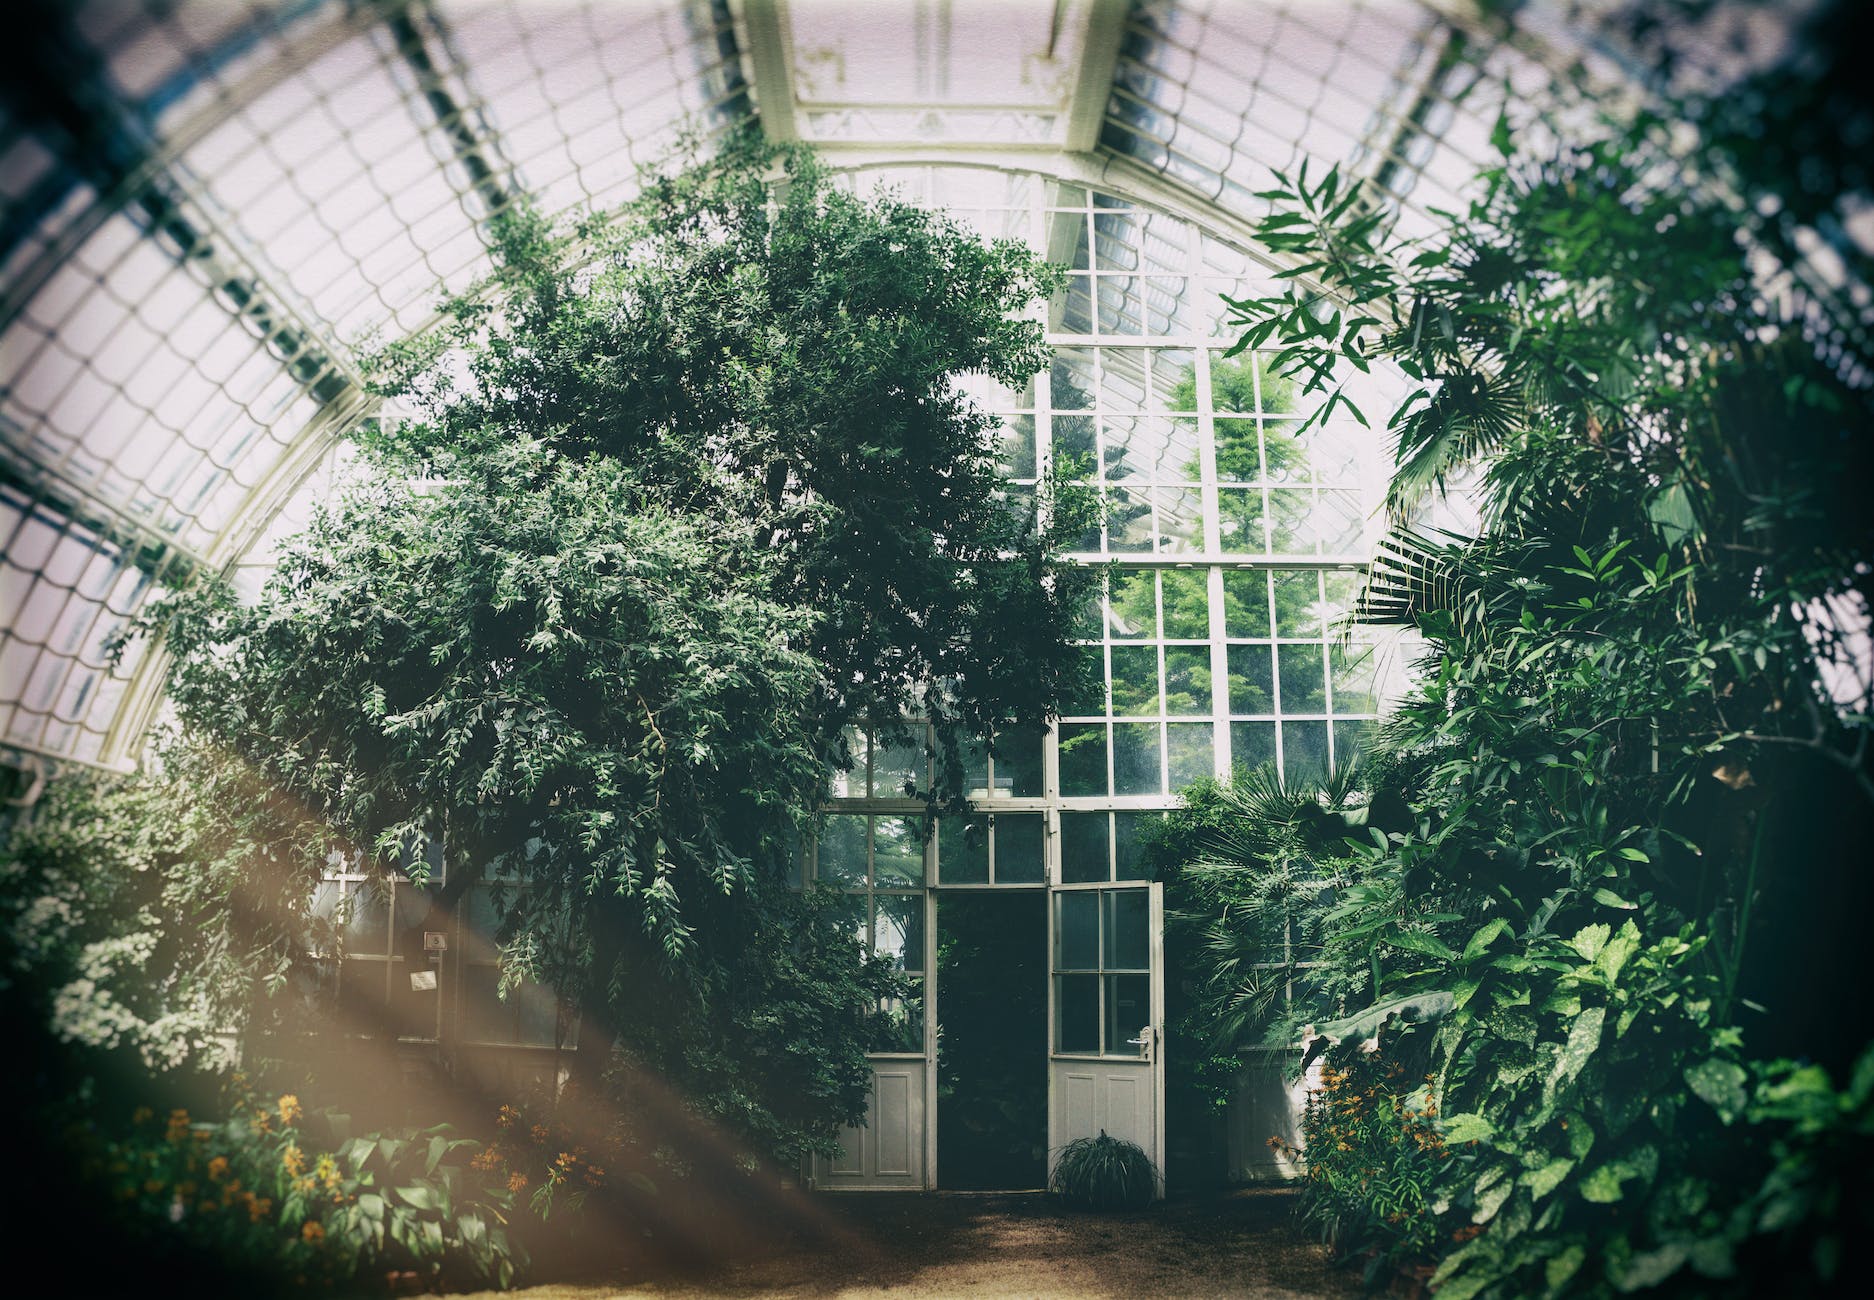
[816,1060,928,1189]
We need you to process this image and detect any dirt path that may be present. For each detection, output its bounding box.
[452,1189,1358,1300]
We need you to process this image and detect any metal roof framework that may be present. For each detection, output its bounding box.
[0,0,1777,774]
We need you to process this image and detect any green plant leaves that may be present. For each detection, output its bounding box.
[1686,1057,1749,1124]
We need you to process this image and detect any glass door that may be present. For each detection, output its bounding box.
[1047,877,1165,1195]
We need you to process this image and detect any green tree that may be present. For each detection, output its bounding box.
[143,130,1097,1170]
[1192,85,1874,1295]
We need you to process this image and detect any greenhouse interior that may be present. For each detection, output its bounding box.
[1,0,1870,1295]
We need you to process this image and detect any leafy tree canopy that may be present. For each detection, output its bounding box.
[141,128,1095,1166]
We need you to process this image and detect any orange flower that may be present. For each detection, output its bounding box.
[301,1221,325,1245]
[207,1156,230,1181]
[496,1105,519,1130]
[282,1144,306,1177]
[507,1172,529,1193]
[277,1095,302,1127]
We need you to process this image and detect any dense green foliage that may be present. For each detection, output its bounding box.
[1159,62,1874,1298]
[133,128,1095,1181]
[3,127,1102,1287]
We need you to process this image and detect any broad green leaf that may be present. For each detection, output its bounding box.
[1520,1157,1575,1200]
[1685,1057,1748,1124]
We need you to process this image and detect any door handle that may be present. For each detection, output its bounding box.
[1127,1025,1154,1060]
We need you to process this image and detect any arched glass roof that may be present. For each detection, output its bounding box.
[0,0,1800,772]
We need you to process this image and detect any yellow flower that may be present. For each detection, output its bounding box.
[207,1156,230,1181]
[282,1144,306,1177]
[277,1095,302,1127]
[301,1220,325,1245]
[314,1154,340,1190]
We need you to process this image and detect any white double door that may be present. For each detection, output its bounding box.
[816,879,1165,1194]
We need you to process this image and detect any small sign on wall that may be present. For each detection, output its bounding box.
[409,970,438,992]
[423,931,448,952]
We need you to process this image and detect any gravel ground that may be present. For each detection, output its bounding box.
[447,1188,1359,1300]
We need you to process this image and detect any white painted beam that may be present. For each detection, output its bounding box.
[1063,0,1128,153]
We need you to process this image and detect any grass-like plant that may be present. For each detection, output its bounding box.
[1049,1131,1157,1210]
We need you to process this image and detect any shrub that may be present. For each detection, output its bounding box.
[91,1086,529,1292]
[1278,1038,1448,1285]
[1049,1131,1157,1210]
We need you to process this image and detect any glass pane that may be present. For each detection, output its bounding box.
[1272,571,1324,635]
[1112,722,1162,795]
[939,815,990,884]
[1105,974,1151,1054]
[1109,644,1159,716]
[940,735,990,799]
[1058,892,1099,969]
[460,964,508,1043]
[344,880,390,952]
[1263,421,1309,482]
[1222,569,1271,636]
[830,892,868,950]
[1156,488,1204,553]
[1330,643,1378,713]
[1114,812,1153,881]
[873,730,926,797]
[1283,721,1331,782]
[1057,722,1109,797]
[831,725,867,797]
[993,815,1046,883]
[1061,644,1108,715]
[1321,570,1361,625]
[818,815,869,889]
[1278,643,1328,712]
[1163,645,1209,714]
[995,727,1045,797]
[1052,348,1096,408]
[874,977,925,1052]
[872,816,926,886]
[1167,722,1214,789]
[1228,644,1274,714]
[998,414,1038,479]
[1107,487,1154,552]
[874,894,925,972]
[1317,489,1365,553]
[1106,569,1157,638]
[1106,890,1150,969]
[1231,720,1278,772]
[1268,487,1315,553]
[1054,413,1097,477]
[1217,488,1265,551]
[1213,417,1260,479]
[1335,719,1379,763]
[1060,811,1110,884]
[515,979,559,1047]
[1058,974,1100,1053]
[1159,568,1209,638]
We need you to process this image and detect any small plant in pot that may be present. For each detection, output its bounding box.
[1049,1131,1157,1210]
